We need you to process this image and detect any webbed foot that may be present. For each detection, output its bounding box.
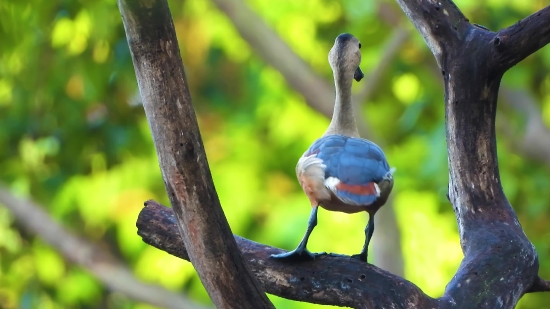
[271,249,326,262]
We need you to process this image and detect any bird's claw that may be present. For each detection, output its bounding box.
[350,252,368,262]
[270,249,326,262]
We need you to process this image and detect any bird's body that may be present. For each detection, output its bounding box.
[297,134,393,214]
[271,33,394,263]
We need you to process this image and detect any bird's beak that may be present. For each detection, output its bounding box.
[354,67,364,82]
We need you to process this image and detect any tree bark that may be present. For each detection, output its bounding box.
[394,1,550,308]
[138,200,550,307]
[117,1,273,308]
[137,200,440,308]
[125,0,550,308]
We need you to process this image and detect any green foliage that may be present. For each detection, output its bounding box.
[1,0,549,308]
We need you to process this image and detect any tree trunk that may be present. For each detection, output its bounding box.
[117,1,274,308]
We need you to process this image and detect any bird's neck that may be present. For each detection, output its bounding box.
[324,74,359,137]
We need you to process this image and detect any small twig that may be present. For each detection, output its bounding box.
[0,185,209,309]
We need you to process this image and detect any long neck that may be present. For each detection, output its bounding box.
[324,72,359,137]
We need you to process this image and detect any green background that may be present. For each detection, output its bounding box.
[1,0,549,308]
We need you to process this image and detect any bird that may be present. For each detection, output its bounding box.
[270,33,395,263]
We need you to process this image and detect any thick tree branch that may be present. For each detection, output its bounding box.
[395,0,469,69]
[0,186,209,309]
[117,0,273,308]
[137,200,441,308]
[380,3,550,170]
[394,0,549,308]
[491,6,550,73]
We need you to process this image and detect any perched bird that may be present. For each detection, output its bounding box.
[271,33,394,262]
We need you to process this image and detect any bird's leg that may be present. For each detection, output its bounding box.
[352,213,375,262]
[270,206,325,262]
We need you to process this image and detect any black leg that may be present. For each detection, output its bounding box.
[352,213,375,262]
[270,206,325,262]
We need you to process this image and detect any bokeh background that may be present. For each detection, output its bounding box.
[1,0,550,308]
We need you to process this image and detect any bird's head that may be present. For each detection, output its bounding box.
[328,33,364,82]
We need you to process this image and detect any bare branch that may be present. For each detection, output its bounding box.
[355,27,410,103]
[210,0,335,119]
[0,186,209,309]
[212,0,409,141]
[394,0,547,308]
[137,200,442,308]
[527,276,550,293]
[491,6,550,72]
[117,0,273,307]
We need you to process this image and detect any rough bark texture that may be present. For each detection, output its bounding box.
[125,0,550,307]
[394,1,550,308]
[138,200,440,309]
[117,1,273,308]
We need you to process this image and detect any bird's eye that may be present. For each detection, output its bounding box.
[358,43,362,49]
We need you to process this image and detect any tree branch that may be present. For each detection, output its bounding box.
[137,200,441,308]
[394,0,549,308]
[355,27,410,104]
[117,0,273,308]
[491,5,550,73]
[210,0,335,120]
[395,0,469,69]
[377,5,550,171]
[527,276,550,293]
[211,0,408,141]
[0,186,209,309]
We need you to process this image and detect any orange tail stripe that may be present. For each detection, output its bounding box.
[335,182,378,195]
